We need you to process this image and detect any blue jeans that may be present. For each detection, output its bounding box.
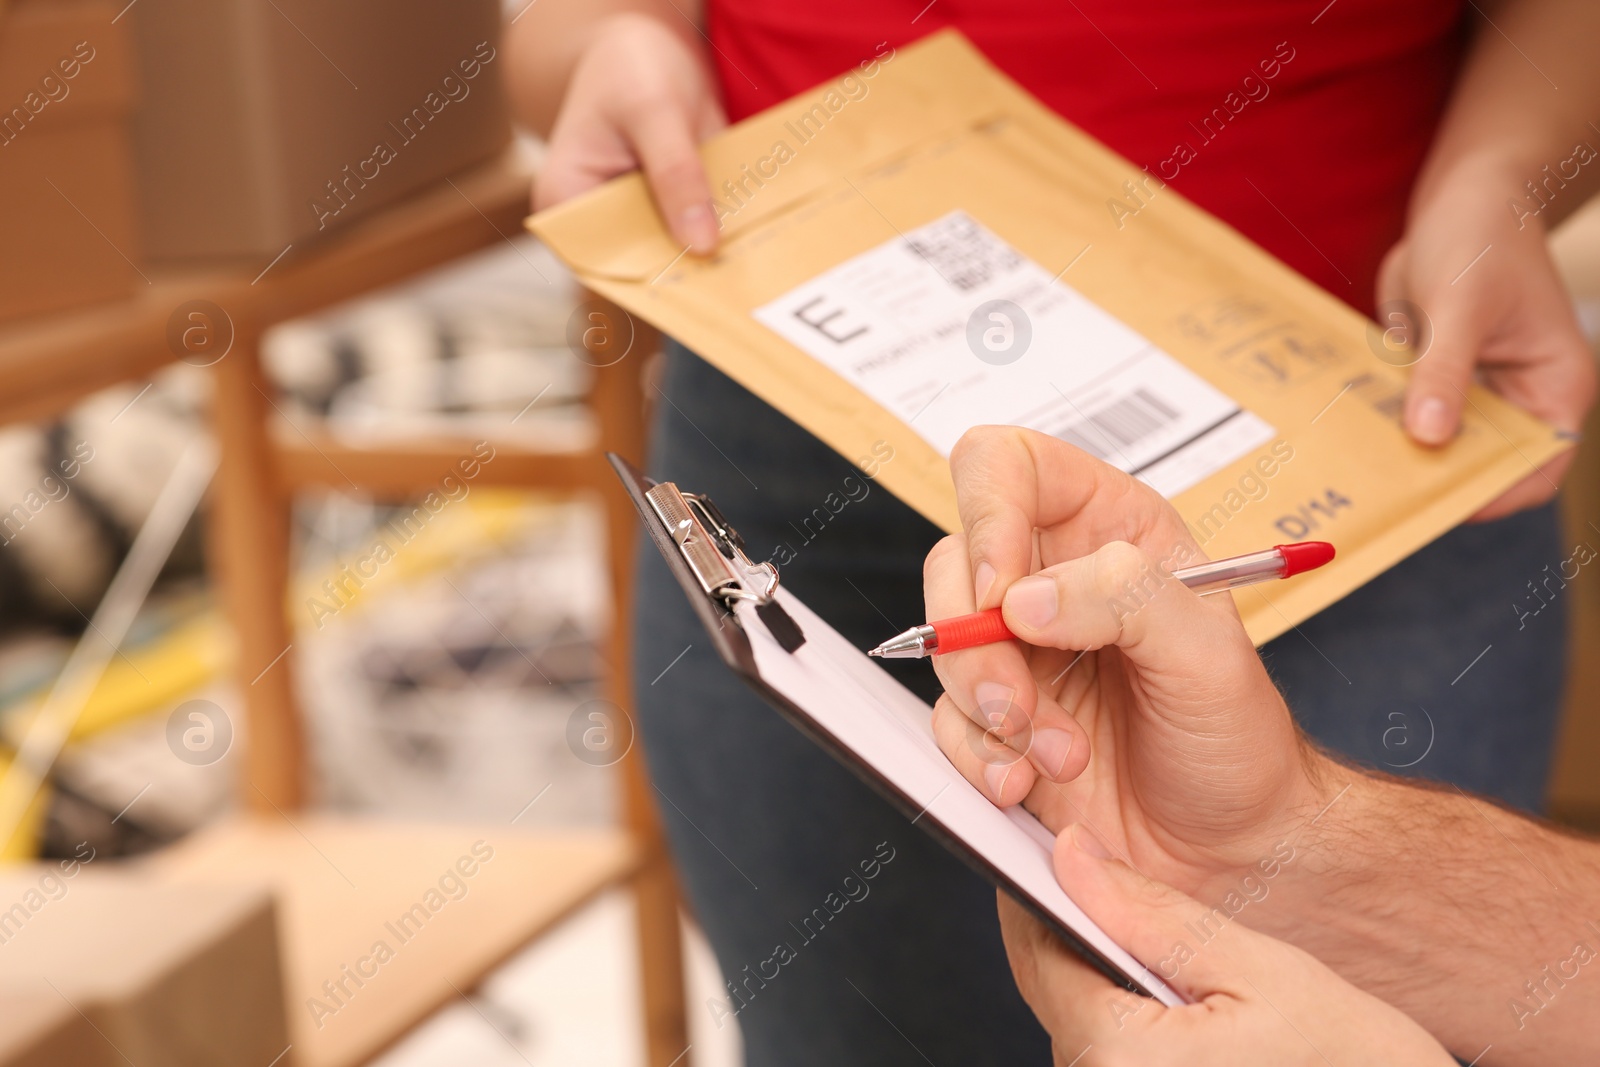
[631,345,1567,1065]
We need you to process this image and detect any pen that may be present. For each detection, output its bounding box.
[867,541,1336,659]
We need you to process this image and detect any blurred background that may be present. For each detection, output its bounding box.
[0,1,1595,1065]
[0,1,738,1064]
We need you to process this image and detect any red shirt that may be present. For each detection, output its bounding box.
[705,0,1465,313]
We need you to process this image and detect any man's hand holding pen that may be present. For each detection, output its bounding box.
[922,425,1455,1065]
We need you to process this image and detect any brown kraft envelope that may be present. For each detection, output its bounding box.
[529,29,1569,645]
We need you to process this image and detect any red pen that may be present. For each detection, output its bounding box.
[867,541,1335,659]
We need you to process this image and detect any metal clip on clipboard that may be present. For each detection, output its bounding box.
[643,480,807,652]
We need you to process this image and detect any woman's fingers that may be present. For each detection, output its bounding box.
[534,114,622,210]
[618,99,721,253]
[529,15,725,252]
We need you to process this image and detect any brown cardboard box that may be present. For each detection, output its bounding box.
[0,868,289,1067]
[127,0,512,262]
[0,0,143,324]
[0,993,113,1067]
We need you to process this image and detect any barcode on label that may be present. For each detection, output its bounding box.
[1054,389,1181,461]
[902,214,1021,292]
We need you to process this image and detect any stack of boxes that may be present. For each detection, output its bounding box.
[0,0,511,324]
[0,1,142,322]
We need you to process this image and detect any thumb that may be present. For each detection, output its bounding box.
[999,540,1253,688]
[1055,825,1255,1001]
[1398,291,1482,447]
[619,101,720,254]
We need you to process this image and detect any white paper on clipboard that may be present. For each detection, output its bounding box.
[734,588,1184,1007]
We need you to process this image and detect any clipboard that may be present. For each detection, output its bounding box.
[612,453,1184,1006]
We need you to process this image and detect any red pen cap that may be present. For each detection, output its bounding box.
[1275,541,1336,578]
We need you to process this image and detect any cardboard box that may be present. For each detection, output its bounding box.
[127,0,512,262]
[0,993,112,1067]
[0,868,289,1067]
[0,0,143,324]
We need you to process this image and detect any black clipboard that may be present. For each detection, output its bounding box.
[612,453,1181,1005]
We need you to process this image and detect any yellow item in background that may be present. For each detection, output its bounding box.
[0,488,557,860]
[530,30,1567,645]
[291,488,543,623]
[2,617,230,751]
[0,760,49,862]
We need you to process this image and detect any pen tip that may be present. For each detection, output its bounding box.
[867,646,884,658]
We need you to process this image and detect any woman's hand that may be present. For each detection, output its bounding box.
[999,826,1455,1066]
[1381,160,1595,521]
[533,13,725,252]
[926,426,1328,899]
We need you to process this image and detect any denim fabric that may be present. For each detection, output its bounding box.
[631,344,1567,1066]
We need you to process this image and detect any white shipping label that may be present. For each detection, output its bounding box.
[752,211,1274,497]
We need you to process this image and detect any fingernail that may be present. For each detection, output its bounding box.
[983,760,1013,801]
[1408,396,1452,445]
[1006,575,1058,630]
[974,681,1018,734]
[1071,823,1112,859]
[1028,728,1073,779]
[678,203,718,253]
[974,560,997,607]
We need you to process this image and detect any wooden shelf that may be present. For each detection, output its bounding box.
[0,148,534,427]
[144,815,639,1067]
[273,425,608,498]
[0,135,689,1067]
